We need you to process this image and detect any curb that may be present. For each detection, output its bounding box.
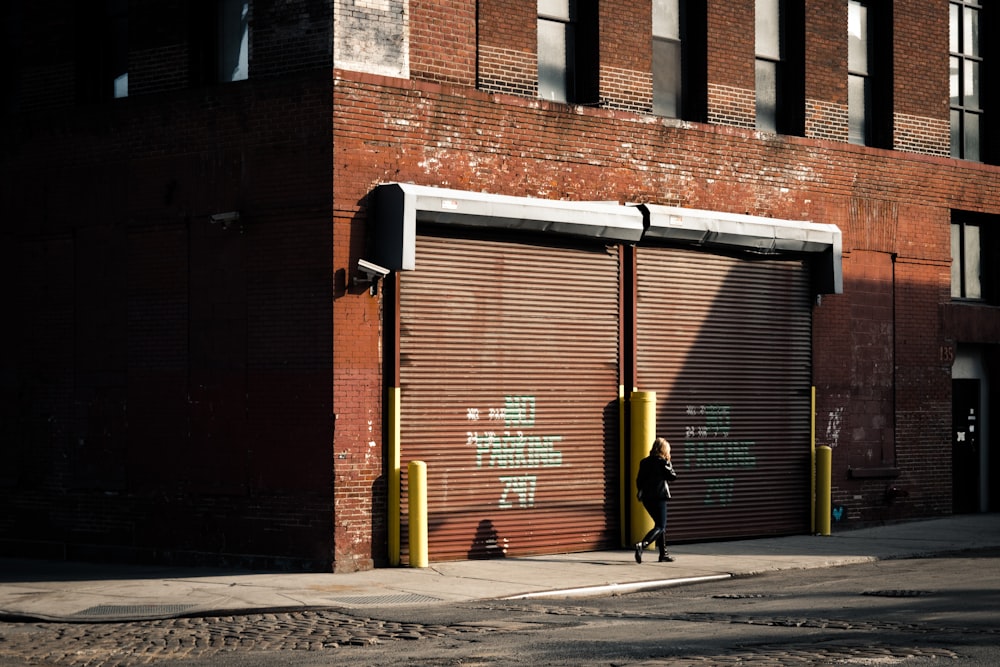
[504,574,733,600]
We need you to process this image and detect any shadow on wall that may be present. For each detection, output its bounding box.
[468,519,508,559]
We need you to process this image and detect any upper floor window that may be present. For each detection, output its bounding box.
[537,0,597,104]
[951,0,982,160]
[755,0,782,132]
[848,1,870,144]
[219,0,249,82]
[755,0,803,134]
[952,213,999,302]
[653,0,706,121]
[190,0,249,86]
[653,0,681,116]
[848,1,893,148]
[110,0,128,97]
[952,220,983,299]
[0,3,20,115]
[76,0,129,102]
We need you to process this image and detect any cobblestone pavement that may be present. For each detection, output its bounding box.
[0,601,991,666]
[0,610,497,666]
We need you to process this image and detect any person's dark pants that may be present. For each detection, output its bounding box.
[640,497,668,555]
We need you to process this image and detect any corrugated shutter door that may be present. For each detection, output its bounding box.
[636,247,812,541]
[400,233,620,562]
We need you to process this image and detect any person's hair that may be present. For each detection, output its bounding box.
[650,437,671,460]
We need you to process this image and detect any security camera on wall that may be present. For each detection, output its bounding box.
[210,211,240,224]
[357,258,390,279]
[356,258,391,295]
[209,211,241,231]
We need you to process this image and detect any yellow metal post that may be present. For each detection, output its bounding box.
[618,386,627,547]
[388,387,401,566]
[816,445,832,536]
[810,386,816,535]
[408,460,428,567]
[629,391,656,544]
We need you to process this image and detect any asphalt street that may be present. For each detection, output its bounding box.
[0,514,998,665]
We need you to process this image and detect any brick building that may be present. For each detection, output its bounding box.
[2,1,998,572]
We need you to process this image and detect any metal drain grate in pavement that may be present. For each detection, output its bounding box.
[861,590,931,598]
[326,593,442,607]
[74,604,195,618]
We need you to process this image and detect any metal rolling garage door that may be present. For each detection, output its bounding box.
[399,232,621,561]
[636,246,812,541]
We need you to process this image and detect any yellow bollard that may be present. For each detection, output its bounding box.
[815,446,832,536]
[810,386,816,535]
[630,391,656,545]
[618,387,627,547]
[408,460,429,567]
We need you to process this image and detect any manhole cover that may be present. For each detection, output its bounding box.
[74,604,194,618]
[327,593,443,606]
[861,590,930,598]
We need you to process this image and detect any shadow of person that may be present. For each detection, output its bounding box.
[467,519,507,559]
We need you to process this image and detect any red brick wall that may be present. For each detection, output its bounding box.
[894,0,950,154]
[477,0,536,97]
[894,0,949,120]
[411,0,476,86]
[707,0,756,128]
[334,61,1000,533]
[708,0,755,90]
[8,0,1000,572]
[804,0,847,142]
[805,0,846,105]
[599,1,651,113]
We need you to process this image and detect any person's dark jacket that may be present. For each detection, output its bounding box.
[636,455,677,501]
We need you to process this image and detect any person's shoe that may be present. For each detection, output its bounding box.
[658,553,675,562]
[634,542,643,564]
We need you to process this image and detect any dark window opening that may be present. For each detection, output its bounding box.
[952,213,1000,303]
[653,0,707,122]
[189,0,249,86]
[951,0,982,161]
[75,0,128,103]
[0,3,23,115]
[755,0,803,135]
[537,0,597,104]
[849,0,893,148]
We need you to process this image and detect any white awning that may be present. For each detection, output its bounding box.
[373,183,645,271]
[372,183,843,294]
[640,204,843,294]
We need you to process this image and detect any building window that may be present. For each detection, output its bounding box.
[110,0,128,97]
[951,0,982,161]
[219,0,249,82]
[0,3,20,115]
[76,0,128,102]
[848,1,870,145]
[653,0,706,121]
[755,0,782,132]
[952,214,1000,302]
[849,1,893,148]
[189,0,249,85]
[755,0,803,134]
[537,0,597,104]
[953,221,983,299]
[653,0,681,117]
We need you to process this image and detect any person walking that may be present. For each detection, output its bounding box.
[634,437,677,563]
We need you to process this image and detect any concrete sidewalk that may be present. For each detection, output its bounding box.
[1,514,997,623]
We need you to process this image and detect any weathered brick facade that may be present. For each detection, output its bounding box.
[2,0,999,572]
